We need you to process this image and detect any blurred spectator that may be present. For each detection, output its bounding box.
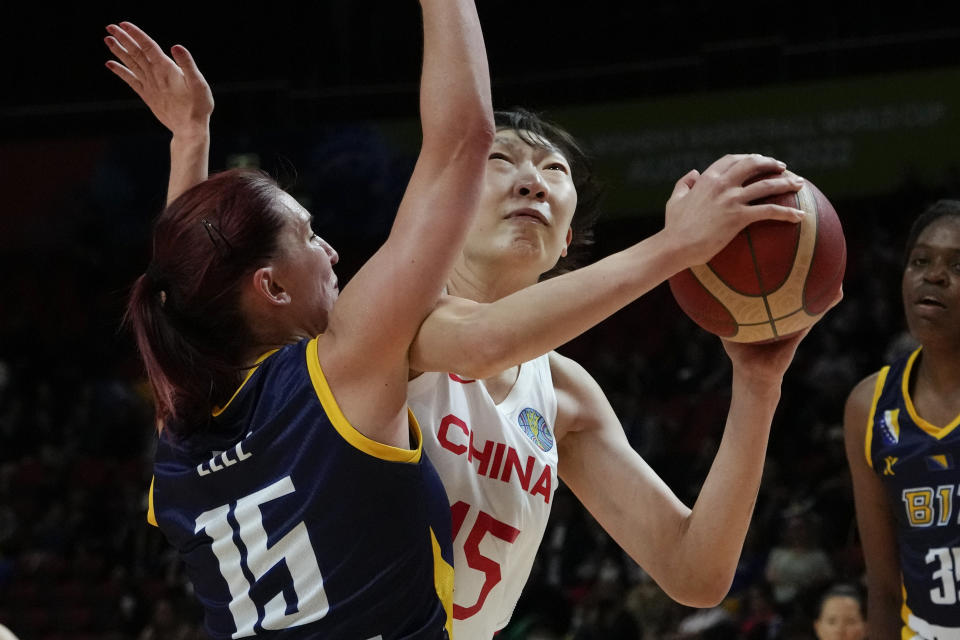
[765,512,835,609]
[811,584,866,640]
[675,605,736,639]
[738,582,783,640]
[572,580,644,640]
[137,594,200,640]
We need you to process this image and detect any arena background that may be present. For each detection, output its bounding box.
[1,3,959,637]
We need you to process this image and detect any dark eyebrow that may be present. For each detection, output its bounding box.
[493,135,567,162]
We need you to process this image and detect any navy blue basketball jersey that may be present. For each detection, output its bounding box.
[148,337,454,639]
[866,347,960,635]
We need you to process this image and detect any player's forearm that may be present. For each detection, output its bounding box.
[666,377,780,606]
[384,0,492,290]
[416,231,688,378]
[867,589,903,639]
[167,129,210,204]
[418,0,494,154]
[326,1,492,368]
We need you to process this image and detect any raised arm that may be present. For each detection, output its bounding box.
[411,154,805,377]
[104,22,212,203]
[555,327,822,607]
[844,374,903,638]
[317,0,495,434]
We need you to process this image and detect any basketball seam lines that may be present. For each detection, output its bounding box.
[802,197,819,312]
[745,228,778,338]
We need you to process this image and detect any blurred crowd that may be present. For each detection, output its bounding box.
[0,119,950,638]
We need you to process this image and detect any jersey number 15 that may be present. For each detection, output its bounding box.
[195,476,329,638]
[450,500,521,620]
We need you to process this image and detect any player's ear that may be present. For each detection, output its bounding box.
[251,266,290,306]
[560,227,573,258]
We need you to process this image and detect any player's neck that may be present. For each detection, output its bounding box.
[918,343,960,395]
[446,258,540,303]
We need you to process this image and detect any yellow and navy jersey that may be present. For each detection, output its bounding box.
[148,337,454,639]
[866,347,960,635]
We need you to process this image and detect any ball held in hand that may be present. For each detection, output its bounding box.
[668,174,846,343]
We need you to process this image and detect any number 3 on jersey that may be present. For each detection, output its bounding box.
[450,500,520,619]
[928,547,960,605]
[195,476,329,637]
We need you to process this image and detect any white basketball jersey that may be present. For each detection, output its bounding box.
[408,354,559,639]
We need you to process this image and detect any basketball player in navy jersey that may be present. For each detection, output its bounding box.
[113,2,494,637]
[107,25,838,637]
[844,201,960,639]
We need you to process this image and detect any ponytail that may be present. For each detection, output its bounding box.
[126,272,179,430]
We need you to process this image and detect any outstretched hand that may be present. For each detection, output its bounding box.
[104,22,213,138]
[665,154,806,269]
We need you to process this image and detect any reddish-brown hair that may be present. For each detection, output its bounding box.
[126,169,286,438]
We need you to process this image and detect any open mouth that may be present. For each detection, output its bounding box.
[917,296,946,308]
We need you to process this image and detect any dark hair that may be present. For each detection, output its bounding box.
[904,199,960,265]
[126,169,287,437]
[816,583,865,618]
[494,108,603,277]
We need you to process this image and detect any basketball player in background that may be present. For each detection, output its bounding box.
[844,200,960,639]
[105,22,840,636]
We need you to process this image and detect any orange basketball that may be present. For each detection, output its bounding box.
[668,175,845,343]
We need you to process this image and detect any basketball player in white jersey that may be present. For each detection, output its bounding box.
[404,110,828,637]
[106,26,834,637]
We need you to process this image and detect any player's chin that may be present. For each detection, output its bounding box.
[907,308,957,336]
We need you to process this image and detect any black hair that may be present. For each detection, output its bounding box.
[816,583,865,618]
[904,199,960,265]
[494,108,603,277]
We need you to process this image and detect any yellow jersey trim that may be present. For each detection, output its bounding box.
[212,348,280,417]
[902,347,960,440]
[865,366,890,469]
[900,583,912,640]
[305,336,422,463]
[430,527,454,637]
[147,476,158,527]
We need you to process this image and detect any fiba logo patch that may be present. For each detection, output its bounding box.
[518,407,554,452]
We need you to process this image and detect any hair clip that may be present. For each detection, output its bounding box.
[201,218,234,257]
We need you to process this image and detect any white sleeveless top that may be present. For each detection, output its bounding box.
[408,354,560,639]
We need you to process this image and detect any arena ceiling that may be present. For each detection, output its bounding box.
[2,2,958,137]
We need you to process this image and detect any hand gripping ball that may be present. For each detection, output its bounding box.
[668,175,846,343]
